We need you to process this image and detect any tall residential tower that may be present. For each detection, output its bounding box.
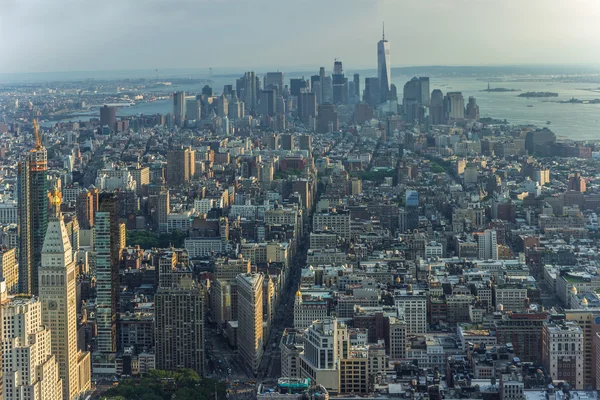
[18,119,48,296]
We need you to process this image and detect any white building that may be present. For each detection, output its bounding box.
[0,201,18,224]
[184,237,225,258]
[300,318,341,393]
[543,321,584,390]
[424,241,443,259]
[167,211,193,233]
[194,199,217,215]
[39,191,91,399]
[394,289,427,334]
[478,229,498,260]
[294,291,328,331]
[313,210,351,240]
[493,285,529,312]
[2,294,63,400]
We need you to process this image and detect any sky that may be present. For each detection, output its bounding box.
[1,0,600,74]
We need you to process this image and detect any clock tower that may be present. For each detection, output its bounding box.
[39,189,91,399]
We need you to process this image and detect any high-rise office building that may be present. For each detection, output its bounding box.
[394,290,427,334]
[18,123,48,296]
[290,78,308,97]
[568,172,586,193]
[465,96,480,121]
[430,89,445,125]
[297,135,313,152]
[377,25,391,101]
[299,318,343,392]
[217,94,228,118]
[364,77,380,107]
[228,93,244,119]
[99,105,117,131]
[95,193,121,354]
[76,187,98,230]
[173,91,186,127]
[332,60,347,105]
[280,134,294,151]
[167,147,195,186]
[39,189,91,400]
[264,72,284,96]
[155,249,205,375]
[542,321,584,390]
[298,92,317,124]
[242,72,257,112]
[316,103,339,134]
[322,76,333,104]
[148,185,170,232]
[186,99,202,121]
[353,74,360,98]
[419,77,430,106]
[444,92,465,120]
[259,89,276,117]
[477,229,498,260]
[564,310,600,390]
[2,295,63,400]
[236,273,264,375]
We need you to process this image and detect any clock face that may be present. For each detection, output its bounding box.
[48,301,58,310]
[594,316,600,325]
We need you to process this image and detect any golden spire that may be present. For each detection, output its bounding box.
[48,187,62,217]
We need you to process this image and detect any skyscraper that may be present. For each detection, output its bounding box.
[242,72,257,112]
[264,72,284,96]
[99,105,117,131]
[316,103,339,134]
[364,77,380,107]
[95,193,121,354]
[186,98,202,121]
[444,92,465,120]
[18,120,48,296]
[298,92,317,123]
[353,73,360,98]
[155,249,205,375]
[2,295,63,400]
[377,24,391,101]
[167,147,195,186]
[429,89,445,125]
[332,60,347,105]
[477,229,498,260]
[465,96,480,121]
[173,91,186,127]
[39,189,91,400]
[419,77,430,106]
[259,89,276,117]
[217,94,228,118]
[236,273,264,375]
[290,78,308,97]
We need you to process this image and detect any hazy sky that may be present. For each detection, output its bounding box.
[1,0,600,74]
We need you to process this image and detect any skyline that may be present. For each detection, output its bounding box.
[1,0,600,74]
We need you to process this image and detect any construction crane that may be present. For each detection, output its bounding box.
[33,118,41,149]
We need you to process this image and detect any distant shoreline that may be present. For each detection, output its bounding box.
[517,92,559,98]
[481,88,521,92]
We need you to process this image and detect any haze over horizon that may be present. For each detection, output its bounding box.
[1,0,600,74]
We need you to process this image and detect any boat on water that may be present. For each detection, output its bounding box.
[527,105,534,107]
[546,121,551,125]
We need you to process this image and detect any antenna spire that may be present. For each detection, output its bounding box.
[382,21,385,40]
